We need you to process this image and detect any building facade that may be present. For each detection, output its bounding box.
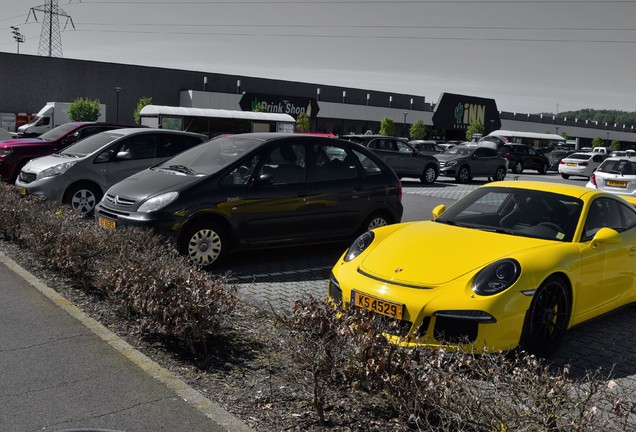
[2,52,635,148]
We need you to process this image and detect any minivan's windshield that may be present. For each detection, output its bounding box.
[38,123,80,142]
[60,132,122,157]
[154,135,264,176]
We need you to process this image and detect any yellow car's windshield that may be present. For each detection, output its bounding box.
[435,187,583,242]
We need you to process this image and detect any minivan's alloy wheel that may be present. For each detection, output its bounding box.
[364,212,390,231]
[513,161,524,174]
[494,167,506,181]
[65,184,102,215]
[522,276,570,357]
[181,222,226,268]
[420,166,437,184]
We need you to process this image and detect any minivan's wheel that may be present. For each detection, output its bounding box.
[493,167,507,181]
[561,174,570,179]
[513,161,524,174]
[179,222,227,269]
[64,184,102,215]
[455,166,471,183]
[521,276,570,357]
[363,211,391,232]
[538,163,548,174]
[420,165,437,184]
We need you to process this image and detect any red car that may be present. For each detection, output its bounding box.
[0,122,139,183]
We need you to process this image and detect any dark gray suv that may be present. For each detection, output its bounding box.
[436,145,508,183]
[340,135,439,184]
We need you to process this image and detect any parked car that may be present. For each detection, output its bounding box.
[339,134,439,184]
[545,148,575,171]
[586,155,636,197]
[328,180,636,356]
[592,146,609,155]
[499,143,550,174]
[95,133,404,268]
[435,145,508,183]
[609,150,636,157]
[558,152,607,179]
[407,140,445,155]
[0,122,138,183]
[15,128,207,215]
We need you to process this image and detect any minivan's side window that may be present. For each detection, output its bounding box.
[313,144,358,182]
[352,149,382,176]
[258,143,306,185]
[115,134,158,160]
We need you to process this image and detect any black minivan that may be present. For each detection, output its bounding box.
[95,133,403,268]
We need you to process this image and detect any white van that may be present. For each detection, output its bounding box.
[592,146,609,154]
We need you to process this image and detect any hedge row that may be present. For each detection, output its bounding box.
[0,183,236,348]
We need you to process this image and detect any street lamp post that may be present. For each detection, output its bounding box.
[10,27,25,54]
[114,87,122,122]
[403,112,408,138]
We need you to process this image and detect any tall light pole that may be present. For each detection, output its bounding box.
[403,112,408,138]
[10,27,25,54]
[114,86,122,122]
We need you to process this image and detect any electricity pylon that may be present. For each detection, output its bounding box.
[27,0,78,57]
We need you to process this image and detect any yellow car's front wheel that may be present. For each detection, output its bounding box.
[521,275,571,357]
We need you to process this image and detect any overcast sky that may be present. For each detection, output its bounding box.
[2,0,635,114]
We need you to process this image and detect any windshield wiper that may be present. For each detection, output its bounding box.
[160,164,197,175]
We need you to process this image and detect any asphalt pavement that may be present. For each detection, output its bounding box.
[0,252,253,432]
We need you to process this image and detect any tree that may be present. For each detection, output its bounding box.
[252,103,267,113]
[610,139,621,150]
[134,96,152,125]
[379,117,396,136]
[591,136,604,147]
[67,97,102,122]
[409,120,427,140]
[465,120,484,141]
[296,112,310,132]
[560,132,570,140]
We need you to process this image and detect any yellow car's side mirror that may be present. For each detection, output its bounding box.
[432,204,446,219]
[590,227,622,249]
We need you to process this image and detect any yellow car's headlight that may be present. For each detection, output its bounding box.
[472,259,520,296]
[344,231,375,262]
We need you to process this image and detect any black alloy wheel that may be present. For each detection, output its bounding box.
[521,276,570,357]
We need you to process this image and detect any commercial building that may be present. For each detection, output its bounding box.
[1,52,635,148]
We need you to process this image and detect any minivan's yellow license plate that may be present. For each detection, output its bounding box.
[98,217,116,230]
[353,291,404,320]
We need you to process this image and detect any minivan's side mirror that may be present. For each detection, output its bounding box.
[116,150,132,160]
[253,173,274,186]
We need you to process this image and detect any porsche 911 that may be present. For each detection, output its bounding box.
[328,181,636,356]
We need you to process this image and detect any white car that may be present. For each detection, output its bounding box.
[586,156,636,197]
[558,152,607,179]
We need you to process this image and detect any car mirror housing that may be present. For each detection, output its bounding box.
[116,150,132,160]
[590,227,622,249]
[432,204,446,219]
[254,173,274,186]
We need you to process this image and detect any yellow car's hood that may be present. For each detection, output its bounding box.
[360,221,553,287]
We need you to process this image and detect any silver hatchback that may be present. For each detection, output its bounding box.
[586,156,636,197]
[16,128,207,214]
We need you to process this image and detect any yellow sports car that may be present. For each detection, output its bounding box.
[329,181,636,356]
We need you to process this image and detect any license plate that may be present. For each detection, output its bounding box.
[353,291,404,320]
[607,180,627,188]
[98,217,116,230]
[20,188,27,196]
[567,163,577,167]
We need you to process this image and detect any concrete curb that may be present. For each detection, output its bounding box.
[0,251,255,432]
